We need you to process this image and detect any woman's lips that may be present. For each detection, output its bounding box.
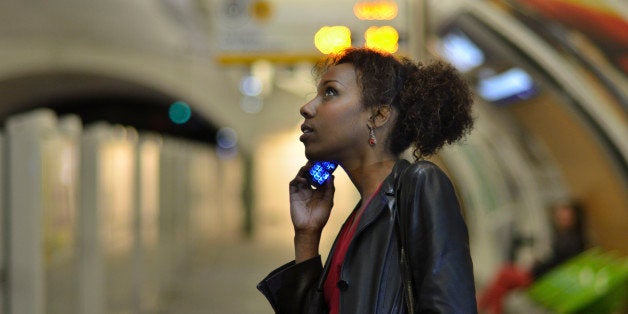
[300,124,313,142]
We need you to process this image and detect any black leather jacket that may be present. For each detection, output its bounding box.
[258,160,477,313]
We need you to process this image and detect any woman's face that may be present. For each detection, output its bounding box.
[299,63,371,162]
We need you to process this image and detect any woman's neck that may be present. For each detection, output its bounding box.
[344,158,397,200]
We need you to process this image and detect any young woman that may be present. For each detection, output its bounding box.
[258,47,477,313]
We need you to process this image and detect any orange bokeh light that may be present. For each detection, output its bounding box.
[364,26,399,53]
[354,0,398,20]
[314,26,352,54]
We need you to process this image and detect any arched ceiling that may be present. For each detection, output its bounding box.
[0,0,445,152]
[0,72,219,144]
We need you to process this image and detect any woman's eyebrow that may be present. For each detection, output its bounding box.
[319,79,344,88]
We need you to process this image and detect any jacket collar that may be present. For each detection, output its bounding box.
[354,159,411,234]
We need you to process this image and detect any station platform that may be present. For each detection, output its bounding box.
[158,236,550,314]
[158,234,293,314]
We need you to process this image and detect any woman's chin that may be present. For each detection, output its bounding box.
[304,149,324,162]
[304,150,315,161]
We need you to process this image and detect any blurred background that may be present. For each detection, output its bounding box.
[0,0,626,313]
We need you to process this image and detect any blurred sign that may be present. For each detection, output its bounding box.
[211,0,408,63]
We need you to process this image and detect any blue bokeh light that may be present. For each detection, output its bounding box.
[239,76,263,97]
[478,67,536,102]
[216,127,238,149]
[440,30,485,73]
[241,96,263,114]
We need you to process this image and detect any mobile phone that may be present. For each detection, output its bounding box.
[308,161,338,187]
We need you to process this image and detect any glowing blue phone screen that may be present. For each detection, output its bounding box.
[309,161,337,186]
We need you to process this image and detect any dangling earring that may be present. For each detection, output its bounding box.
[367,124,377,146]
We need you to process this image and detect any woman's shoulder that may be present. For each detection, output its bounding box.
[399,159,450,182]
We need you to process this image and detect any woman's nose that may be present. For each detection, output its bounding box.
[300,99,316,118]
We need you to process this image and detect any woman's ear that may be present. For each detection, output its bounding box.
[370,105,393,128]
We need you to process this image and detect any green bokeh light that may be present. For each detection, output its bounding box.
[169,101,191,124]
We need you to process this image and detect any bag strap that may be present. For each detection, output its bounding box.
[390,162,416,314]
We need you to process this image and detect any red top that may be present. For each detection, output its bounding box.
[323,184,382,314]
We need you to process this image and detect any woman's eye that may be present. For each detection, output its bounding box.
[323,87,337,98]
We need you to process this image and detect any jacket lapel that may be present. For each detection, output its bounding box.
[316,201,361,290]
[315,159,412,290]
[354,159,411,237]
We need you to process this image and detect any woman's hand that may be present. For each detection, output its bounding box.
[289,162,335,262]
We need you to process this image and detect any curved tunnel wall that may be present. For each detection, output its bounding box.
[432,1,628,264]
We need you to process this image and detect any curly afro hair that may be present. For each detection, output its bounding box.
[315,48,474,159]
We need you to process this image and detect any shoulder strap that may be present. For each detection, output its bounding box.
[391,161,416,314]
